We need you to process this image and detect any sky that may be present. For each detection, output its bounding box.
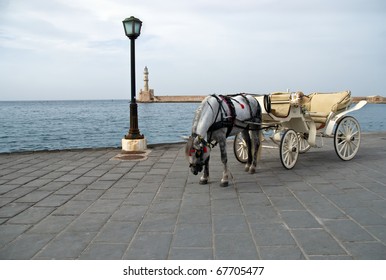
[0,0,385,100]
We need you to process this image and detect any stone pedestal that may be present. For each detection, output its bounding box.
[122,137,147,152]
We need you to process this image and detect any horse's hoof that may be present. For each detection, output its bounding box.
[199,179,208,185]
[220,181,229,187]
[244,165,251,172]
[248,167,256,174]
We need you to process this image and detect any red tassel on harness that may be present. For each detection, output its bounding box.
[240,104,245,109]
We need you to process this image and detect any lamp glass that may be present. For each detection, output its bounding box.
[123,16,142,38]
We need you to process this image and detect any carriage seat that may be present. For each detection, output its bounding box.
[269,92,291,117]
[306,90,352,126]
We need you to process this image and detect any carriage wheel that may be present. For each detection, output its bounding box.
[280,129,299,169]
[298,133,311,154]
[233,132,248,163]
[334,116,361,161]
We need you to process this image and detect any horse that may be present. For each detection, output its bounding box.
[185,93,262,187]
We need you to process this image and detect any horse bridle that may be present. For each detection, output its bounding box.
[188,134,210,174]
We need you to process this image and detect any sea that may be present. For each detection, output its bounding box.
[0,100,385,153]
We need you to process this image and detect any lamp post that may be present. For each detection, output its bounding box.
[122,16,147,152]
[123,16,144,140]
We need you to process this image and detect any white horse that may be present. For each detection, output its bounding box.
[185,94,262,187]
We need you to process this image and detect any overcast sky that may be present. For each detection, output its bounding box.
[1,0,385,100]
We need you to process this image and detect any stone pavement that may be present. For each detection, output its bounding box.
[0,132,385,260]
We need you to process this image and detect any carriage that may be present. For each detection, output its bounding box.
[233,90,367,169]
[186,90,367,187]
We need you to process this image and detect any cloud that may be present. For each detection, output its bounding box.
[0,0,385,100]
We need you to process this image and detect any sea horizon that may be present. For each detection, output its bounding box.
[1,100,385,154]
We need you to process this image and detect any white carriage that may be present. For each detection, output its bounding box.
[234,90,367,169]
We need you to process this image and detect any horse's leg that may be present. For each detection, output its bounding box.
[219,138,229,187]
[199,156,210,185]
[248,130,260,174]
[242,129,252,172]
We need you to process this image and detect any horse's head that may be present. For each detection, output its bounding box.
[185,135,211,175]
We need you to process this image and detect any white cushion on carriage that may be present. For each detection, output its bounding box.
[269,92,291,117]
[308,90,352,126]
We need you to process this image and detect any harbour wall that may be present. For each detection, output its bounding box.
[138,94,385,104]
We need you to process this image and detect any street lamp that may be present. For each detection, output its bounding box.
[121,16,147,152]
[123,16,144,141]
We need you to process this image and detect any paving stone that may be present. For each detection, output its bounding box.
[149,199,181,214]
[172,223,212,247]
[280,210,322,229]
[324,219,376,242]
[54,174,80,182]
[0,233,54,259]
[244,205,281,224]
[100,187,133,200]
[94,221,138,243]
[211,198,244,215]
[365,225,386,243]
[169,248,213,260]
[0,203,32,218]
[54,184,87,195]
[139,213,177,232]
[156,187,184,200]
[0,197,15,208]
[0,185,20,195]
[343,242,386,259]
[259,246,305,260]
[343,207,386,226]
[214,233,259,260]
[14,190,52,203]
[251,223,297,246]
[99,173,123,181]
[178,205,211,224]
[8,207,54,224]
[304,201,347,220]
[291,229,346,256]
[270,196,305,211]
[35,194,73,207]
[87,180,115,190]
[2,187,36,199]
[326,193,368,208]
[86,199,122,214]
[181,192,210,206]
[213,215,250,234]
[124,192,155,205]
[35,231,96,259]
[239,192,271,206]
[132,182,161,193]
[0,133,385,260]
[38,181,68,191]
[67,213,110,232]
[124,232,172,260]
[0,224,31,248]
[53,200,93,216]
[23,178,53,188]
[78,243,127,260]
[111,205,148,222]
[29,215,76,234]
[72,189,105,201]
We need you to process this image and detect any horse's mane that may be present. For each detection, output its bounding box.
[191,95,211,134]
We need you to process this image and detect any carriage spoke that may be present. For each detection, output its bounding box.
[280,129,299,169]
[334,116,361,161]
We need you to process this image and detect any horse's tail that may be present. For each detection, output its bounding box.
[257,129,263,161]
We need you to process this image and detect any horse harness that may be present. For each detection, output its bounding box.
[206,94,257,146]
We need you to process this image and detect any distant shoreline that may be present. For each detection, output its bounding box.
[137,95,386,104]
[0,95,385,104]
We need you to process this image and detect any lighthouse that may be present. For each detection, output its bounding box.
[138,66,154,102]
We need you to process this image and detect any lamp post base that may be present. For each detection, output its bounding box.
[122,137,147,152]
